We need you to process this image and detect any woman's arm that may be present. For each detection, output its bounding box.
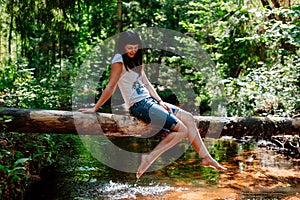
[141,68,173,113]
[78,62,123,113]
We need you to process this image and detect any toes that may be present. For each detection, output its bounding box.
[136,154,149,179]
[136,172,142,179]
[201,158,226,171]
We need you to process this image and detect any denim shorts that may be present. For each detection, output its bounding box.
[129,97,179,131]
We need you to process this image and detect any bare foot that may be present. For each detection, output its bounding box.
[201,157,227,171]
[136,154,152,179]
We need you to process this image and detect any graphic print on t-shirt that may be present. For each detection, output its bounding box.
[132,80,144,95]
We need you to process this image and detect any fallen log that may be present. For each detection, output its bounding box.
[0,107,299,139]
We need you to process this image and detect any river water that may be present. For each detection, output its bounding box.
[25,136,300,200]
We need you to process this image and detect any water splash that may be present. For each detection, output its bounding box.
[78,180,187,199]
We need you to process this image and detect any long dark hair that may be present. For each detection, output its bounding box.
[115,30,143,73]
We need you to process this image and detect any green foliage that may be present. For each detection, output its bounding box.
[0,0,299,198]
[225,55,300,117]
[1,59,75,109]
[1,0,299,116]
[0,132,73,200]
[223,5,300,116]
[0,0,118,110]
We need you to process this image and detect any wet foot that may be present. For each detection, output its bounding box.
[201,157,227,171]
[136,154,152,179]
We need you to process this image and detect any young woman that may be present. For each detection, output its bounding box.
[78,30,226,179]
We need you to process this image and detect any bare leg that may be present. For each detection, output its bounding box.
[136,121,188,179]
[176,109,226,171]
[136,109,226,179]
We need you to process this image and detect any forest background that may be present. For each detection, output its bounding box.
[0,0,299,199]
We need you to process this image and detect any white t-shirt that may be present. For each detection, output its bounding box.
[111,54,151,107]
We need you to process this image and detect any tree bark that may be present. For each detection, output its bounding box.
[260,0,269,7]
[1,107,299,139]
[8,0,14,62]
[270,0,281,8]
[117,0,122,33]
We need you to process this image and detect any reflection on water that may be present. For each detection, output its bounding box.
[25,136,300,200]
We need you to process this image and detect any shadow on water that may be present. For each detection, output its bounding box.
[24,135,300,200]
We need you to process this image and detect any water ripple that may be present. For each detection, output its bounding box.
[78,180,187,199]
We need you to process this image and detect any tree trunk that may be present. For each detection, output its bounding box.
[260,0,270,8]
[117,0,122,33]
[8,0,14,63]
[270,0,281,8]
[1,107,299,139]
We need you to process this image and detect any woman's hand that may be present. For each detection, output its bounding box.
[77,108,96,114]
[158,101,173,114]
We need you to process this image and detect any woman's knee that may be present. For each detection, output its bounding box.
[177,109,195,123]
[173,121,188,138]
